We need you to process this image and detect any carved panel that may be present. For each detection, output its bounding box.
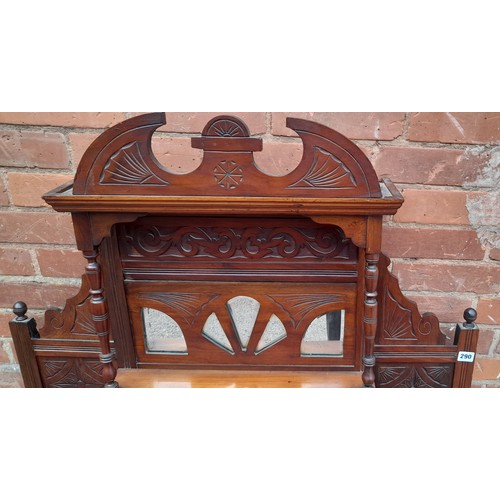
[100,142,166,185]
[123,222,351,261]
[376,364,453,388]
[39,358,105,388]
[289,146,357,189]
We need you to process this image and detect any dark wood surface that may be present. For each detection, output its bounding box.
[8,113,479,388]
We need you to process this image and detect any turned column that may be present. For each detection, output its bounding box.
[83,249,118,388]
[362,217,382,387]
[362,252,379,387]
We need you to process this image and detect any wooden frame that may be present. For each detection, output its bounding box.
[9,113,480,387]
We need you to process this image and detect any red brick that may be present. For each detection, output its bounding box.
[408,113,500,144]
[0,339,10,363]
[473,357,500,380]
[490,248,500,261]
[133,112,267,135]
[373,146,489,186]
[8,173,73,207]
[382,226,484,260]
[0,212,76,244]
[253,142,304,176]
[151,136,203,173]
[477,298,500,325]
[475,329,497,355]
[393,189,471,225]
[271,112,405,140]
[0,281,80,309]
[404,293,475,324]
[68,132,100,168]
[0,248,34,275]
[0,129,69,169]
[36,249,85,278]
[0,112,127,129]
[392,261,500,294]
[0,177,9,206]
[0,312,13,337]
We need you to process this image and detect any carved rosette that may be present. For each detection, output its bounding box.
[214,161,243,189]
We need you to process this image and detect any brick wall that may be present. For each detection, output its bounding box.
[0,112,499,387]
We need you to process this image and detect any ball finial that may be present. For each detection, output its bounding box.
[463,307,477,325]
[13,301,28,320]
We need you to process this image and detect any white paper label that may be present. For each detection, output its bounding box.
[457,351,475,363]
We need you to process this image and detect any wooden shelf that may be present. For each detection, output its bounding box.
[115,368,365,388]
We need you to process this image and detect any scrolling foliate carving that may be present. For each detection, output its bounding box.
[139,292,220,326]
[376,365,453,388]
[101,142,166,186]
[267,294,345,328]
[125,224,350,260]
[289,147,357,189]
[39,358,105,388]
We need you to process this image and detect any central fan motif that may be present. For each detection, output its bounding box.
[202,296,287,355]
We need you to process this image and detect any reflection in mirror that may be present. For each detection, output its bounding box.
[142,307,188,354]
[255,314,287,355]
[301,310,345,357]
[227,296,260,351]
[202,313,235,354]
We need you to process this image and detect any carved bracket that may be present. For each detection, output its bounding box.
[376,254,446,345]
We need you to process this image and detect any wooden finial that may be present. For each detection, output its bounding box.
[463,308,477,327]
[464,307,477,328]
[13,301,28,321]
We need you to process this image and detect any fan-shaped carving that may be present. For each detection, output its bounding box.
[139,292,219,326]
[71,302,96,335]
[289,147,357,189]
[206,119,247,137]
[267,293,344,327]
[383,290,415,340]
[101,142,166,185]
